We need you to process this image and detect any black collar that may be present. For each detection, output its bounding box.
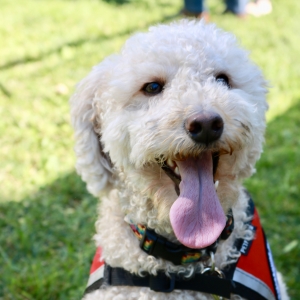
[129,209,234,265]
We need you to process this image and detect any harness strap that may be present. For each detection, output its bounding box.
[86,264,233,298]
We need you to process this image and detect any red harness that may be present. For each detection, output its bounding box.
[232,208,281,300]
[85,203,281,300]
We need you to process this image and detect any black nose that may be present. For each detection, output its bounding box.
[185,112,224,145]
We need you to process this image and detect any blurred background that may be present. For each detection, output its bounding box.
[0,0,299,298]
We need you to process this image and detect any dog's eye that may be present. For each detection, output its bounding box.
[216,74,231,88]
[142,82,163,95]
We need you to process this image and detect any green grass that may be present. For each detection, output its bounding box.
[0,0,299,299]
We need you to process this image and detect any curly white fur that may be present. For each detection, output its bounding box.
[70,20,289,299]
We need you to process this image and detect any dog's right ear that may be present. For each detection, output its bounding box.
[70,62,114,197]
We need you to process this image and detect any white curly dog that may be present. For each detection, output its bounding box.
[70,20,289,300]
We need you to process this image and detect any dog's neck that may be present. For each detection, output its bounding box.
[95,184,251,278]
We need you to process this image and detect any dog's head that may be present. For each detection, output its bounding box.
[70,20,268,248]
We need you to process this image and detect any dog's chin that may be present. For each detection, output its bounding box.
[161,152,220,195]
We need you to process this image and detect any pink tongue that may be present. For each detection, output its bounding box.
[170,153,226,249]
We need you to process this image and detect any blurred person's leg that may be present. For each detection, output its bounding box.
[182,0,209,20]
[184,0,206,13]
[225,0,249,16]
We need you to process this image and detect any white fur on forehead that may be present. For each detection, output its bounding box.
[112,20,267,100]
[121,21,239,64]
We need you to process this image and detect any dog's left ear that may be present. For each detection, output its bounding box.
[70,62,114,197]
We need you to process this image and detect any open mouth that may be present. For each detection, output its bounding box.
[161,151,226,249]
[161,152,220,195]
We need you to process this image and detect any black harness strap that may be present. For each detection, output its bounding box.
[99,264,234,298]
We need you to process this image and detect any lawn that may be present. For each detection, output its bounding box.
[0,0,299,299]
